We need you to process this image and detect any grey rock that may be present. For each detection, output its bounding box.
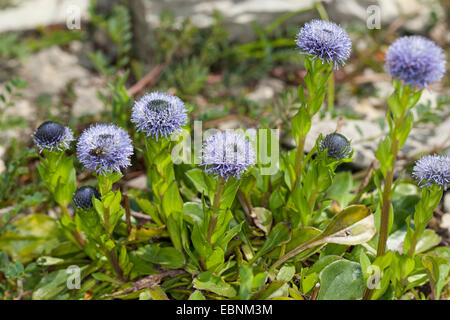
[0,0,89,33]
[17,46,105,118]
[0,145,5,174]
[284,117,384,169]
[131,0,442,42]
[444,193,450,214]
[126,175,147,190]
[246,78,285,103]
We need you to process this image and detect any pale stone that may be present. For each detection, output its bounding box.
[0,0,90,33]
[126,175,147,190]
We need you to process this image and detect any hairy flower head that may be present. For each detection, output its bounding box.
[33,121,74,152]
[319,132,352,160]
[77,123,133,175]
[201,131,256,180]
[73,186,101,210]
[296,19,352,69]
[412,154,449,190]
[385,36,446,89]
[131,91,188,141]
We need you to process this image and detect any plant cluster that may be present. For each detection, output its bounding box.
[0,14,448,301]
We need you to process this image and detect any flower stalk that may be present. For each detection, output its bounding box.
[376,82,422,258]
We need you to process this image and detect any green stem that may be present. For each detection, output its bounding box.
[61,205,86,248]
[377,124,401,258]
[408,233,418,257]
[206,216,218,245]
[294,136,306,186]
[213,178,225,210]
[271,235,319,270]
[104,206,111,235]
[207,178,225,244]
[327,74,335,115]
[104,246,127,282]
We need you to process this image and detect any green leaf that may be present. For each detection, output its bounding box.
[136,198,163,226]
[375,137,393,177]
[292,107,311,141]
[186,168,215,200]
[92,272,122,285]
[32,268,70,300]
[76,208,103,239]
[251,222,291,262]
[103,190,124,233]
[127,225,165,243]
[251,207,273,234]
[162,181,183,217]
[205,247,225,272]
[166,214,183,251]
[318,260,365,300]
[301,272,318,294]
[0,214,63,263]
[193,271,237,298]
[268,227,323,262]
[215,221,244,252]
[137,244,185,269]
[148,285,169,300]
[220,178,241,210]
[239,264,254,300]
[422,252,450,299]
[188,290,206,300]
[252,280,286,300]
[396,111,413,148]
[36,256,64,266]
[387,92,403,120]
[182,202,204,225]
[415,229,441,254]
[272,205,375,269]
[326,171,353,208]
[276,264,295,282]
[318,205,376,245]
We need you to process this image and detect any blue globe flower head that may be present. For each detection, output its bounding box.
[296,19,352,69]
[131,91,188,141]
[385,36,446,89]
[73,186,101,210]
[319,132,352,160]
[33,121,74,152]
[412,154,449,190]
[77,123,133,175]
[201,131,256,180]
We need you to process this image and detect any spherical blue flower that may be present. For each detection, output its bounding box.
[319,133,352,160]
[201,131,256,180]
[131,91,188,141]
[296,19,352,69]
[77,123,133,175]
[73,186,101,210]
[33,121,74,152]
[412,154,449,190]
[385,36,446,89]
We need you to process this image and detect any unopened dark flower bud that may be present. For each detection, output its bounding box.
[319,133,352,160]
[33,121,74,152]
[73,186,101,210]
